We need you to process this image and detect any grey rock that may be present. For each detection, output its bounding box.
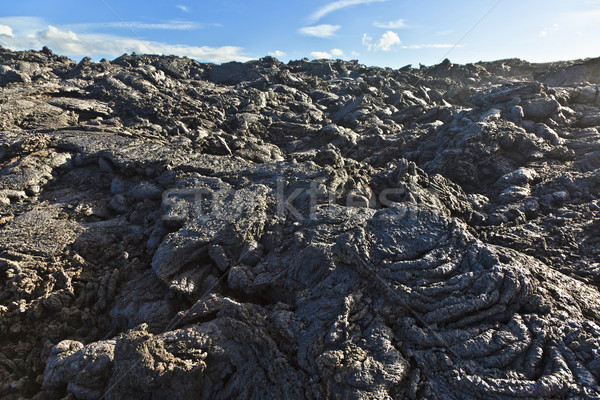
[43,339,115,400]
[0,206,81,257]
[497,167,538,187]
[152,183,270,286]
[509,105,524,125]
[522,97,561,121]
[535,123,564,145]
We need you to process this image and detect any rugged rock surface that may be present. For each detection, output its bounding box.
[1,46,600,399]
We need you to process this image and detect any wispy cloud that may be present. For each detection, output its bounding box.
[373,19,407,29]
[268,50,286,58]
[63,20,220,31]
[545,3,600,36]
[362,31,401,51]
[0,24,13,37]
[309,0,389,22]
[176,5,190,12]
[0,20,251,63]
[538,23,560,38]
[0,16,46,31]
[401,44,460,49]
[299,24,340,38]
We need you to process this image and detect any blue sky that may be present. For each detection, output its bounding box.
[0,0,599,67]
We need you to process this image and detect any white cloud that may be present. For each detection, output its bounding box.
[176,5,190,12]
[330,48,344,57]
[0,23,251,63]
[310,0,389,22]
[310,49,346,59]
[373,19,407,29]
[0,24,13,37]
[299,24,340,38]
[268,50,286,58]
[65,21,219,31]
[362,30,401,51]
[377,31,402,51]
[310,51,332,59]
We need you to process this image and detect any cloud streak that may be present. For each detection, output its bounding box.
[63,21,221,31]
[309,0,389,22]
[373,19,407,29]
[401,44,460,49]
[0,22,251,63]
[0,16,219,34]
[299,24,341,38]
